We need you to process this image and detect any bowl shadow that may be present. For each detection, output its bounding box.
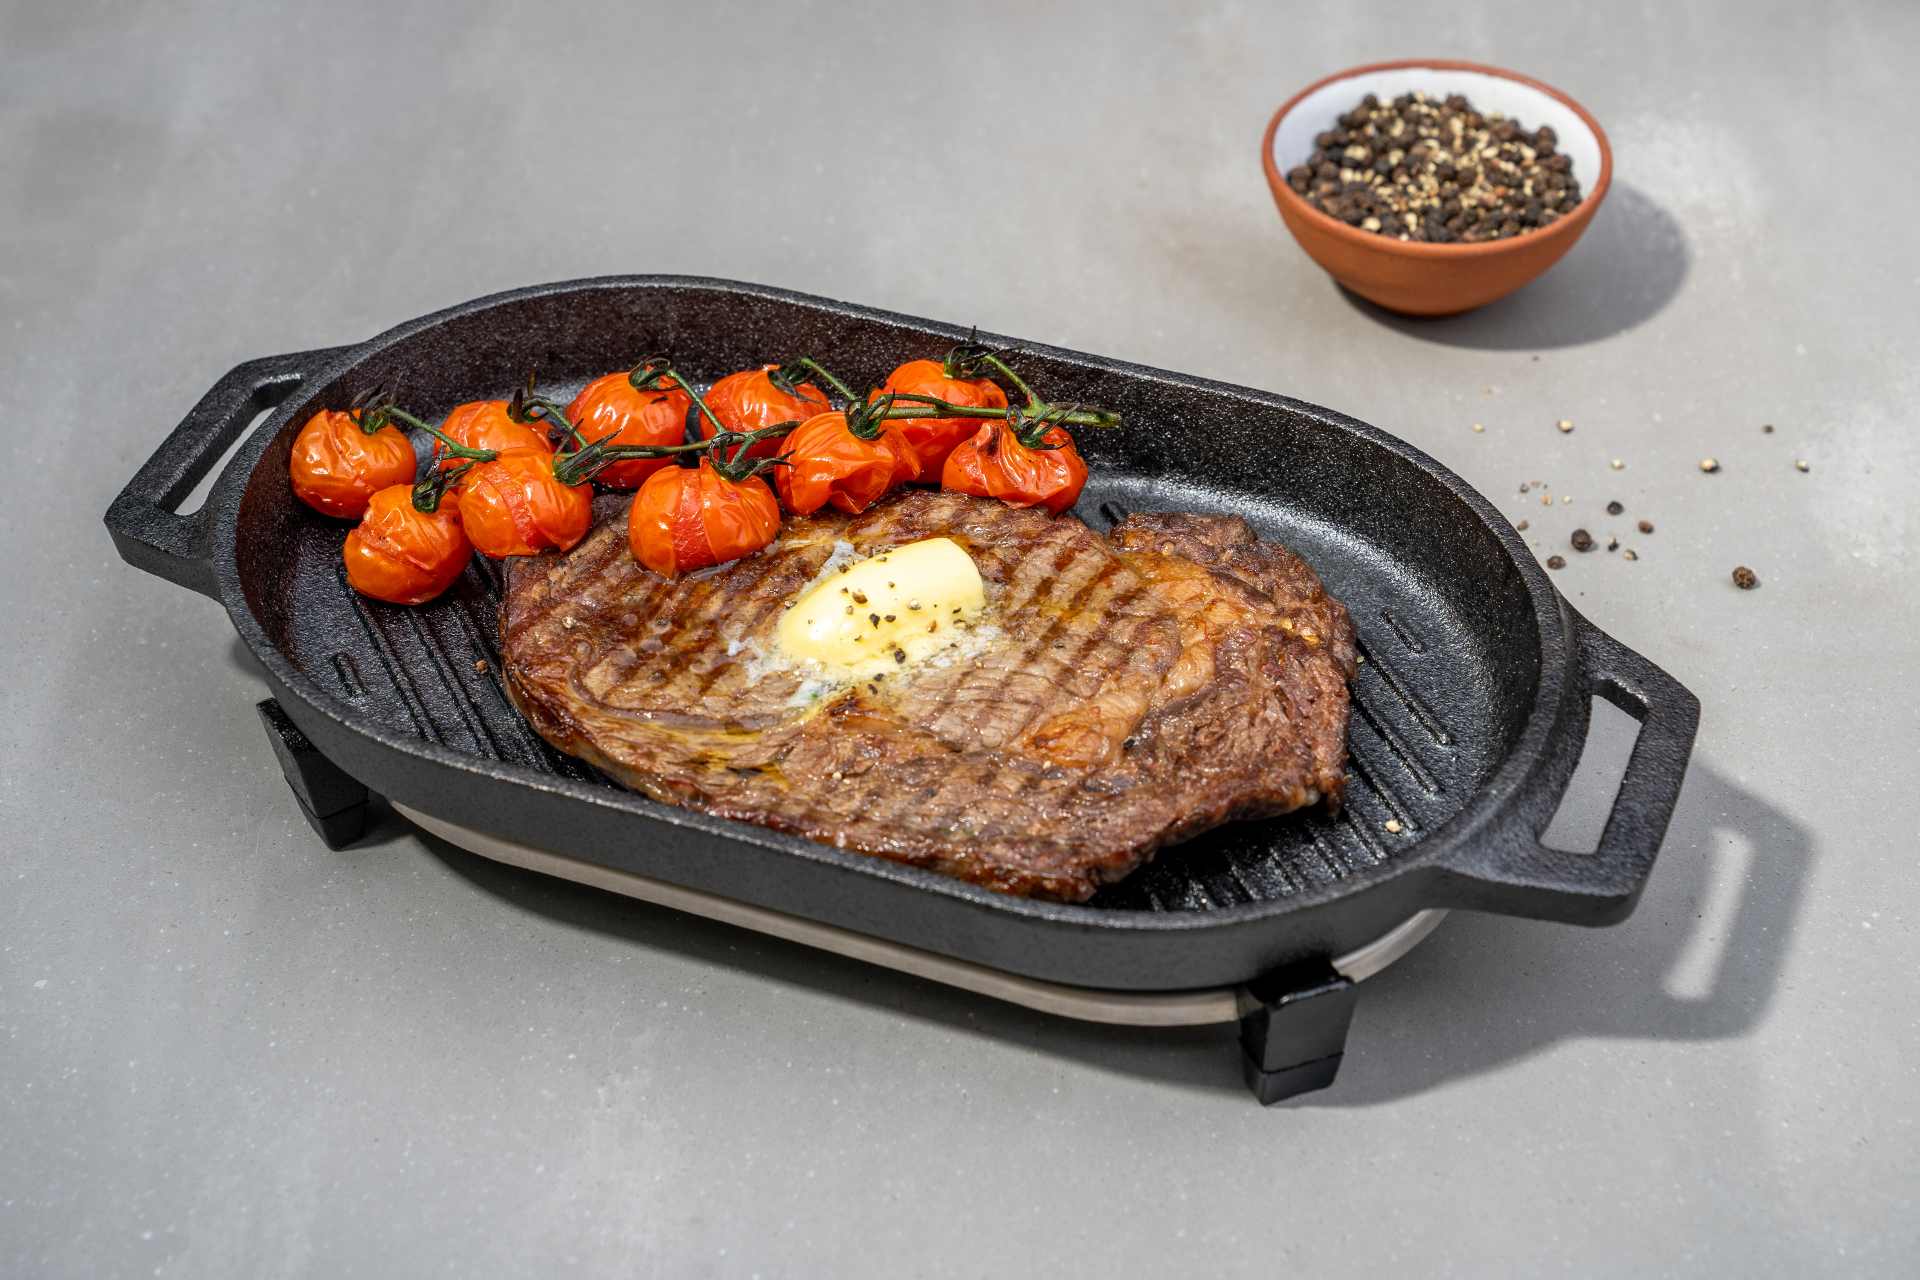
[1338,182,1690,349]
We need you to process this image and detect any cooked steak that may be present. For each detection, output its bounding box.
[500,490,1356,901]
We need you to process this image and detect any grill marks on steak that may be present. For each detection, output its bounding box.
[501,490,1356,901]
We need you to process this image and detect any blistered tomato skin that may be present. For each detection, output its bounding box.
[941,421,1088,516]
[343,484,472,605]
[289,409,418,519]
[876,359,1009,477]
[434,400,552,499]
[706,366,832,458]
[565,373,693,489]
[458,448,594,558]
[773,411,910,517]
[629,460,783,578]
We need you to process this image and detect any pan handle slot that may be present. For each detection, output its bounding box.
[104,346,348,600]
[1432,614,1700,925]
[1537,694,1640,854]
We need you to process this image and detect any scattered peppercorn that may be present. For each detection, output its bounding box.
[1472,422,1485,432]
[1622,549,1639,561]
[1516,519,1530,531]
[1546,555,1566,570]
[1795,459,1810,472]
[1610,458,1625,470]
[1699,457,1720,473]
[1557,419,1574,433]
[1285,90,1583,242]
[1762,424,1775,433]
[1570,529,1595,552]
[1732,566,1759,590]
[1606,500,1624,515]
[1637,519,1654,534]
[1606,536,1619,552]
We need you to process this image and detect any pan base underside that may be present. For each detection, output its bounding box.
[395,802,1446,1027]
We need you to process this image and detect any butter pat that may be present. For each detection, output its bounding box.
[776,538,985,679]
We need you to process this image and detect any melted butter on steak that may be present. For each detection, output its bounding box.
[501,489,1356,901]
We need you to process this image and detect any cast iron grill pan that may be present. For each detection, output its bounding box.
[107,277,1698,991]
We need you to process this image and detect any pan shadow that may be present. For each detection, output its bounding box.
[1304,758,1809,1106]
[409,753,1803,1107]
[415,822,1249,1096]
[1337,182,1690,349]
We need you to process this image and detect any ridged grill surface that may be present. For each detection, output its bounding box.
[300,476,1487,915]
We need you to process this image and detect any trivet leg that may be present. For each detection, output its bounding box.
[257,699,368,849]
[1237,959,1357,1104]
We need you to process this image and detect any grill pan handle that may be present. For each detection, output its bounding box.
[105,347,346,600]
[1435,615,1700,925]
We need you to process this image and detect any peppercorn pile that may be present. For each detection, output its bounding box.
[1286,91,1582,243]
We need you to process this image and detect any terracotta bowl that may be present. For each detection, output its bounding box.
[1262,59,1612,316]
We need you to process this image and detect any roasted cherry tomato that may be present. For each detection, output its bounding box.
[875,359,1009,477]
[773,410,912,516]
[433,399,553,493]
[565,369,693,489]
[706,365,831,458]
[458,448,594,557]
[289,406,417,519]
[629,459,783,578]
[941,419,1088,516]
[343,483,472,605]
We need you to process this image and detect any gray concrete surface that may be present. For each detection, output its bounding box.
[4,0,1916,1275]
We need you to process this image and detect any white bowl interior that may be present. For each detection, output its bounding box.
[1273,66,1602,197]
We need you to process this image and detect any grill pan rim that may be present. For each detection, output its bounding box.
[199,274,1581,932]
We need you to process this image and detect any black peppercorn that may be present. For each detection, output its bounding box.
[1294,90,1580,241]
